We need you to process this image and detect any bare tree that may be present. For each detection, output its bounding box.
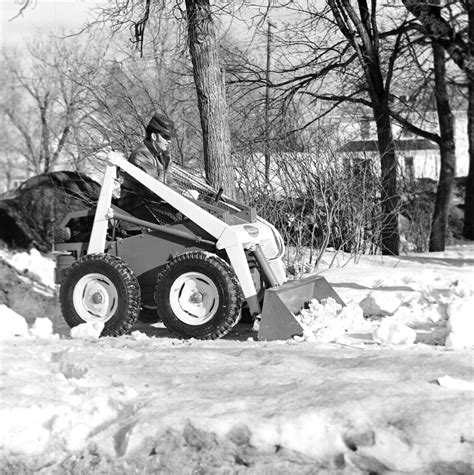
[221,1,407,254]
[402,0,474,240]
[1,37,94,174]
[60,18,205,171]
[326,0,400,255]
[227,1,464,252]
[386,7,458,252]
[0,125,19,191]
[82,0,236,194]
[11,0,236,194]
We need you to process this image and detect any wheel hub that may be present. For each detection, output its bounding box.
[73,273,119,322]
[169,272,219,325]
[91,292,104,305]
[189,291,204,304]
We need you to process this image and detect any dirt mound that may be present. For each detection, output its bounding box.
[0,172,100,252]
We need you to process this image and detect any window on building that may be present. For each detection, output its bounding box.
[402,127,414,138]
[404,156,415,181]
[360,117,370,139]
[353,158,373,182]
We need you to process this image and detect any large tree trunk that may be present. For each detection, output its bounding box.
[365,50,400,256]
[185,0,234,197]
[371,100,400,256]
[463,3,474,240]
[430,42,456,251]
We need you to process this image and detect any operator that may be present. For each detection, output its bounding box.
[118,113,180,224]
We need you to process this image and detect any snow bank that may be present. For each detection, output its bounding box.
[0,406,52,455]
[445,296,474,349]
[1,337,472,473]
[437,375,474,391]
[372,322,416,345]
[0,305,29,339]
[0,305,57,340]
[0,248,55,289]
[294,298,369,342]
[0,245,473,473]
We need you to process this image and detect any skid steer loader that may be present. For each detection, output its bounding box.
[53,154,343,341]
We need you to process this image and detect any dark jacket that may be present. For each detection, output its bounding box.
[117,139,181,224]
[120,138,172,200]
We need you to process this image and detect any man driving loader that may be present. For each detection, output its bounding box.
[118,113,180,225]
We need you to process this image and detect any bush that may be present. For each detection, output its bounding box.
[235,148,385,267]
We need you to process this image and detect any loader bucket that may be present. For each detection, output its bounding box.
[258,274,345,341]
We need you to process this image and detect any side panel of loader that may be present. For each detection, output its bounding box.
[114,229,215,308]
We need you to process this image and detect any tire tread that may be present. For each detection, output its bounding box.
[155,251,241,340]
[60,253,141,337]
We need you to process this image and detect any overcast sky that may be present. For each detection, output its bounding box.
[0,0,90,46]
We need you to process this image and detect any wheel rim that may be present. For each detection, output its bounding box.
[169,272,219,325]
[73,273,119,323]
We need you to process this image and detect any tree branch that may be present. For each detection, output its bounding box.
[402,0,472,78]
[8,0,34,21]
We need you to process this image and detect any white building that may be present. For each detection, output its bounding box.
[0,153,34,194]
[335,109,469,180]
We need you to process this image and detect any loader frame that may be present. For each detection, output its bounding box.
[87,155,287,317]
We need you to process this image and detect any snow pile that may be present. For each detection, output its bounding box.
[444,280,474,349]
[279,273,474,348]
[0,306,57,341]
[411,280,474,349]
[0,406,52,456]
[445,296,474,349]
[360,289,440,345]
[70,321,105,340]
[130,330,150,341]
[0,384,138,456]
[360,287,447,325]
[1,306,105,342]
[0,305,29,339]
[353,277,474,347]
[360,291,401,316]
[0,248,56,289]
[29,317,55,339]
[372,321,416,345]
[295,298,369,342]
[436,375,474,391]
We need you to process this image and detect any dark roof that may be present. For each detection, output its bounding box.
[340,139,438,153]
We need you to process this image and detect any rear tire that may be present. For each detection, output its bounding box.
[155,251,241,339]
[60,254,141,337]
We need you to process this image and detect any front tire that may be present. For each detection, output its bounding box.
[155,251,242,339]
[60,254,141,337]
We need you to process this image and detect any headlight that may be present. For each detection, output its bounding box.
[244,225,259,237]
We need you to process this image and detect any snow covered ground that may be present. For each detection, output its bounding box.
[0,246,473,473]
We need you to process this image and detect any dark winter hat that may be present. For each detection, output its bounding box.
[146,113,177,138]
